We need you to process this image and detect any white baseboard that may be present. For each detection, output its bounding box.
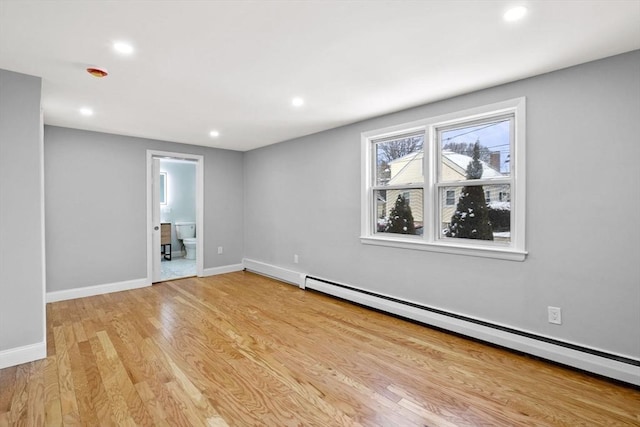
[46,278,150,303]
[0,341,46,370]
[202,263,244,277]
[305,276,639,386]
[242,258,306,288]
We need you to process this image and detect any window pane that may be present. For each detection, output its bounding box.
[445,190,455,206]
[374,134,423,186]
[439,117,511,181]
[440,184,511,242]
[374,189,423,235]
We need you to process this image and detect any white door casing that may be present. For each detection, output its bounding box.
[152,157,162,282]
[146,150,204,284]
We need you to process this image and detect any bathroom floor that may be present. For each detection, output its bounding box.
[160,254,196,281]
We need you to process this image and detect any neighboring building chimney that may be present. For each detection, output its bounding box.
[490,152,501,172]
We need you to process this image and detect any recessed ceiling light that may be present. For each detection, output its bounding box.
[209,130,220,138]
[292,97,304,107]
[113,41,134,55]
[79,107,93,116]
[504,6,527,22]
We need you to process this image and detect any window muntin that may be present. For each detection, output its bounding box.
[362,98,525,260]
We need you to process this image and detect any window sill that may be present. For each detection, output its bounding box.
[360,235,527,261]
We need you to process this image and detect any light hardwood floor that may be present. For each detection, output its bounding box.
[1,271,638,426]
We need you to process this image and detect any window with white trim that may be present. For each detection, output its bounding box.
[361,98,526,261]
[445,190,455,206]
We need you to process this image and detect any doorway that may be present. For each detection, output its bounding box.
[146,150,204,283]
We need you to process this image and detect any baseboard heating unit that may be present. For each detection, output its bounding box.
[304,275,640,387]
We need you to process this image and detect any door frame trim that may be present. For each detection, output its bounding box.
[146,150,204,283]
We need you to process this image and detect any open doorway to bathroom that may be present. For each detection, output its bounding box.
[159,158,197,281]
[147,150,204,284]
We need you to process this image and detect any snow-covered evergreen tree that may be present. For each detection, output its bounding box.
[446,141,493,240]
[386,194,416,234]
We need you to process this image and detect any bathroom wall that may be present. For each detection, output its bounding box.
[160,159,196,253]
[0,69,46,366]
[44,126,244,292]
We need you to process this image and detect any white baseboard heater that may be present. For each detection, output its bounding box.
[304,275,640,387]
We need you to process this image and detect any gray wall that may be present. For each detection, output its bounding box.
[0,69,45,351]
[160,159,196,250]
[244,51,640,358]
[44,126,244,292]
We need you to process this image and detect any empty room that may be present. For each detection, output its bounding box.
[0,1,639,425]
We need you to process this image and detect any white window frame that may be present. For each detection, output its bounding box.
[361,97,527,261]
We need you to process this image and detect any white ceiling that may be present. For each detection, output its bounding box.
[1,1,638,151]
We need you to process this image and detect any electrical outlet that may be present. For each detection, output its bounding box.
[548,306,562,325]
[294,254,299,264]
[217,246,223,254]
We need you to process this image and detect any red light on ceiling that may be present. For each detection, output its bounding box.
[86,67,108,78]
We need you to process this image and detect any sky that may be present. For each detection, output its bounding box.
[440,119,511,173]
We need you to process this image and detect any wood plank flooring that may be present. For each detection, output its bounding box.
[1,271,638,426]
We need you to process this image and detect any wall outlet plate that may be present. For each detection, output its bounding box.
[548,306,562,324]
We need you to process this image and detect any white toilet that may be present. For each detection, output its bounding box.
[175,222,196,260]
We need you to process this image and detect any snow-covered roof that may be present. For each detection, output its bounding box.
[391,150,424,163]
[442,150,503,178]
[388,150,503,180]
